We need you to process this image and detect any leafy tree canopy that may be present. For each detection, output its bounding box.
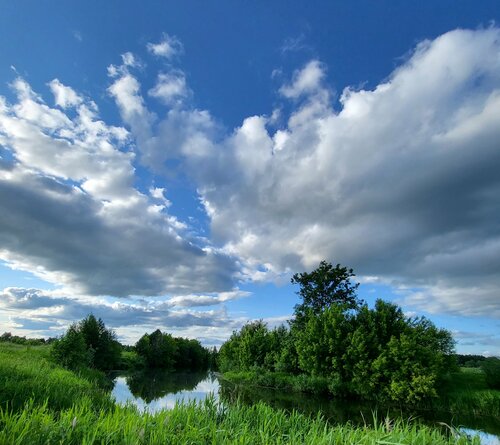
[292,261,362,319]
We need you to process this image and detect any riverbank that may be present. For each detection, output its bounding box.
[0,343,480,444]
[221,368,500,419]
[435,367,500,418]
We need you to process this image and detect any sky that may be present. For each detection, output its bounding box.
[0,1,499,355]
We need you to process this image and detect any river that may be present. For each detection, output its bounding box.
[111,370,499,445]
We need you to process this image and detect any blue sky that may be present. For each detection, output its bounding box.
[0,1,499,354]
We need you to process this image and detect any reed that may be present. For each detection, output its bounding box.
[0,397,480,445]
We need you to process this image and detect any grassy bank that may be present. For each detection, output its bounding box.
[222,368,500,419]
[0,343,111,412]
[0,343,482,444]
[222,370,330,394]
[435,367,500,418]
[0,396,480,445]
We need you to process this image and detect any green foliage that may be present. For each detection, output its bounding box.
[291,261,361,322]
[456,354,486,368]
[135,329,210,370]
[481,357,500,389]
[218,321,298,374]
[51,315,121,372]
[0,343,489,444]
[220,262,456,405]
[51,325,90,371]
[78,314,122,371]
[436,368,500,418]
[0,332,55,345]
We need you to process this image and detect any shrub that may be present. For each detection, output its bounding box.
[481,357,500,389]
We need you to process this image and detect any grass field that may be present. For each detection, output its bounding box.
[0,343,486,444]
[0,342,112,412]
[436,367,500,418]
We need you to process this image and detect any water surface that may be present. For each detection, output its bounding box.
[111,371,499,444]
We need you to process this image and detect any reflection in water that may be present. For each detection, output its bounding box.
[127,370,209,403]
[111,371,499,444]
[112,371,219,411]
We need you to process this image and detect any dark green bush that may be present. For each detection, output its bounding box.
[481,357,500,389]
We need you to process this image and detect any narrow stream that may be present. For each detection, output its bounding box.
[111,370,499,445]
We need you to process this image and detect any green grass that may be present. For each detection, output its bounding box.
[0,343,485,444]
[435,367,500,418]
[0,397,480,445]
[222,370,330,395]
[0,343,112,412]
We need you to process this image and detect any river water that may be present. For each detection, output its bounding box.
[111,370,499,445]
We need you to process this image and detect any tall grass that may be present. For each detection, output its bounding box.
[0,397,480,445]
[435,368,500,418]
[0,343,112,412]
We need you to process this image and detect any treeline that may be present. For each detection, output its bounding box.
[0,332,57,345]
[48,314,214,373]
[455,354,487,368]
[219,261,456,405]
[135,329,216,371]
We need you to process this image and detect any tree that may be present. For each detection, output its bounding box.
[78,314,121,370]
[291,261,362,323]
[135,329,178,369]
[51,324,90,370]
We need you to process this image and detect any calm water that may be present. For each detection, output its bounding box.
[111,371,499,445]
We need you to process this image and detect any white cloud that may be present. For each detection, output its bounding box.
[279,60,326,98]
[121,52,139,67]
[148,72,189,106]
[2,26,500,342]
[0,75,237,298]
[185,28,500,318]
[49,79,83,108]
[147,34,183,59]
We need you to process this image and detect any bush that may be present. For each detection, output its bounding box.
[51,325,90,370]
[481,357,500,389]
[291,374,329,394]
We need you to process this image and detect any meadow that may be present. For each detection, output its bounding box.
[0,343,484,445]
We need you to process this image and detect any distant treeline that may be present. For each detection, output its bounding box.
[455,354,488,368]
[0,332,57,345]
[135,329,217,371]
[15,314,217,373]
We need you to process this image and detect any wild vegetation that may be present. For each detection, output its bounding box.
[50,314,122,371]
[0,262,497,443]
[0,343,480,445]
[219,261,456,405]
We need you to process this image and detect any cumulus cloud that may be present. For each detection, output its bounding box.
[2,26,500,347]
[149,72,190,106]
[48,79,83,108]
[147,34,183,59]
[185,28,500,317]
[0,77,237,298]
[279,60,326,98]
[103,28,500,318]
